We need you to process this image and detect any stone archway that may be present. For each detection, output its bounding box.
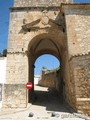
[27,32,67,103]
[2,0,90,116]
[2,4,72,110]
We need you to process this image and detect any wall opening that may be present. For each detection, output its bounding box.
[27,34,66,106]
[28,53,66,106]
[34,54,60,90]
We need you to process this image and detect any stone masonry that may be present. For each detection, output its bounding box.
[38,67,60,89]
[69,54,90,115]
[2,0,90,116]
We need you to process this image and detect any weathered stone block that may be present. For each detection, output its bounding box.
[2,84,27,108]
[14,0,73,7]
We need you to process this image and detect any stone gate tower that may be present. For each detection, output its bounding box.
[2,0,90,116]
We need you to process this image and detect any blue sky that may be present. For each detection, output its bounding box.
[0,0,90,74]
[35,54,60,75]
[0,0,13,53]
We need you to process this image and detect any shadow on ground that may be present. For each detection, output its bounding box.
[31,86,74,113]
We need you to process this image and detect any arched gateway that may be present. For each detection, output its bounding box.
[2,0,90,116]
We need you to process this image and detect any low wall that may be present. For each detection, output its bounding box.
[0,57,7,108]
[34,75,40,85]
[0,57,7,84]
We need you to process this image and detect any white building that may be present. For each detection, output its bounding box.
[34,75,40,85]
[0,57,7,108]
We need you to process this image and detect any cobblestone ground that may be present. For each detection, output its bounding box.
[0,86,89,120]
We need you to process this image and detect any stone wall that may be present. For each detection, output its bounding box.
[2,84,27,108]
[14,0,73,7]
[38,69,60,89]
[0,84,2,108]
[4,6,64,108]
[61,51,74,108]
[6,54,28,84]
[3,3,90,116]
[63,4,90,58]
[69,54,90,115]
[7,6,64,84]
[62,4,90,115]
[8,8,60,53]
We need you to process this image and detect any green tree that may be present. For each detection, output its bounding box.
[3,49,7,57]
[0,53,3,57]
